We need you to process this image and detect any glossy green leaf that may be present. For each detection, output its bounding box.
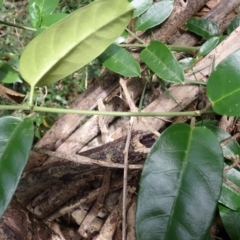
[136,123,224,240]
[185,17,220,39]
[218,35,228,43]
[178,57,195,70]
[227,15,240,35]
[28,2,42,28]
[195,119,218,127]
[219,204,240,239]
[131,0,153,18]
[20,0,133,87]
[220,164,240,211]
[135,1,173,31]
[29,0,59,16]
[203,126,240,211]
[0,116,34,218]
[207,49,240,116]
[98,44,140,77]
[41,13,68,28]
[140,41,184,83]
[0,61,21,84]
[205,125,240,158]
[198,36,220,56]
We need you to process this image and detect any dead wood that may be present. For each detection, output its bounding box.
[126,0,208,44]
[16,132,154,204]
[0,198,63,240]
[78,171,111,239]
[46,171,137,222]
[110,26,240,140]
[205,0,240,29]
[170,0,240,59]
[94,187,135,240]
[26,70,120,170]
[3,2,240,239]
[146,0,208,43]
[14,24,240,240]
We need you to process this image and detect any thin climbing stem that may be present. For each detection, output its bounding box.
[118,43,200,52]
[0,105,215,117]
[126,27,146,44]
[0,20,36,31]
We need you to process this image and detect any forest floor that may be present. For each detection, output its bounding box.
[1,0,240,239]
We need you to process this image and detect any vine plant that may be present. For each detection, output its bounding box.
[1,0,240,239]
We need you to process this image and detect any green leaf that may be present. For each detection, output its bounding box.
[0,0,4,8]
[218,35,228,43]
[98,44,140,77]
[131,0,153,18]
[227,15,240,35]
[178,57,195,70]
[140,41,184,83]
[220,164,240,211]
[204,125,240,159]
[0,61,21,84]
[41,13,68,28]
[135,1,173,31]
[185,17,220,39]
[195,119,218,127]
[219,204,240,239]
[29,0,59,16]
[207,49,240,116]
[0,116,33,218]
[135,123,224,240]
[115,31,128,44]
[28,2,42,28]
[198,36,220,56]
[20,0,133,87]
[203,126,240,211]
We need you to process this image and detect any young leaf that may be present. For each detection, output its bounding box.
[29,0,59,16]
[198,36,220,56]
[135,1,173,31]
[140,41,184,83]
[135,123,224,240]
[28,2,42,28]
[0,61,21,84]
[219,204,240,240]
[98,44,140,77]
[185,17,220,39]
[131,0,153,18]
[0,116,33,218]
[41,13,68,28]
[20,0,133,87]
[227,15,240,35]
[207,49,240,116]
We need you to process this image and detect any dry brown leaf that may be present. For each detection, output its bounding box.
[0,84,25,103]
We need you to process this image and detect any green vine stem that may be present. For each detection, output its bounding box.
[0,105,214,117]
[28,86,35,108]
[125,27,146,44]
[118,43,200,52]
[0,20,36,31]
